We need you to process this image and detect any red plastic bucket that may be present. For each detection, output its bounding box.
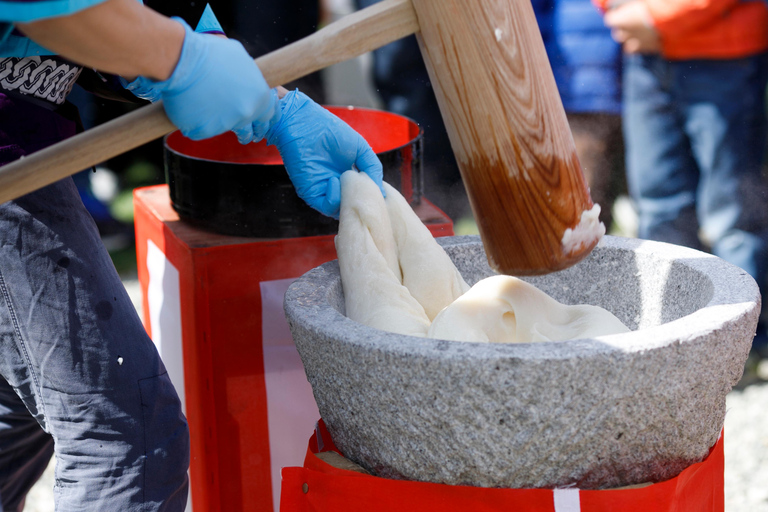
[164,106,422,238]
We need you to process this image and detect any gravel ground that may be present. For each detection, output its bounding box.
[21,279,768,511]
[725,366,768,512]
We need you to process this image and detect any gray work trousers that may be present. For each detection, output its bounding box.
[0,177,190,511]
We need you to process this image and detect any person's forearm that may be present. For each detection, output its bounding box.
[16,0,184,81]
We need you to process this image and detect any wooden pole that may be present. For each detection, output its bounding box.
[411,0,599,275]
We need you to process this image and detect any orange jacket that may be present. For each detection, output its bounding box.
[594,0,768,60]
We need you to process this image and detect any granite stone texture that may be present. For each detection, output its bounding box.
[284,235,759,489]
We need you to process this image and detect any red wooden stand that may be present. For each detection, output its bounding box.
[133,185,453,512]
[282,421,725,512]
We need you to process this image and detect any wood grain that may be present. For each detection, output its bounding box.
[315,451,371,474]
[411,0,597,275]
[0,0,417,205]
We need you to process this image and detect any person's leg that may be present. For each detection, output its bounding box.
[0,178,189,511]
[567,112,623,230]
[680,54,768,279]
[0,378,54,512]
[356,0,469,220]
[371,34,468,220]
[622,54,702,249]
[679,53,768,352]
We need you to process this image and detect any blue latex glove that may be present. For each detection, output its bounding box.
[265,90,385,218]
[125,18,278,142]
[122,4,224,103]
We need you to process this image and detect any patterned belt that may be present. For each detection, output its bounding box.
[0,55,82,109]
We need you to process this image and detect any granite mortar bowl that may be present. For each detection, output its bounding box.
[284,235,759,489]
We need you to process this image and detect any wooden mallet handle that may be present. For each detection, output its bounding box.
[0,0,598,275]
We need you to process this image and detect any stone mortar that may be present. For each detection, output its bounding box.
[284,235,759,489]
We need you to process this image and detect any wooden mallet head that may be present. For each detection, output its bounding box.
[0,0,600,275]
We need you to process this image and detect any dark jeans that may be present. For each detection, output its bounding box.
[623,53,768,318]
[0,95,189,511]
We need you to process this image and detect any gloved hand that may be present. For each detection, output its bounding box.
[265,90,385,218]
[124,18,278,142]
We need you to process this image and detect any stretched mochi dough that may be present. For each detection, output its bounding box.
[339,174,401,283]
[335,171,430,336]
[428,275,630,343]
[383,182,470,320]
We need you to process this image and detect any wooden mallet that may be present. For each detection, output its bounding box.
[0,0,599,275]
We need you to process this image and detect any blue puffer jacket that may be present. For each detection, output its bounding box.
[532,0,622,115]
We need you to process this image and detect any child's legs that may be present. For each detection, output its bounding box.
[678,54,768,292]
[622,54,702,249]
[567,112,623,229]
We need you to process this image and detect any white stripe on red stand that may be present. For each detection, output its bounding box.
[554,488,581,512]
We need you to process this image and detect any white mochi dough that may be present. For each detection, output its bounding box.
[335,171,627,344]
[340,174,401,283]
[428,275,630,344]
[335,171,430,336]
[383,182,470,320]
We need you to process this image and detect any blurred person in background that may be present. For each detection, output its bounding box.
[594,0,768,356]
[354,0,470,223]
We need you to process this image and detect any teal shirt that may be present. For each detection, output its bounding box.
[0,1,222,57]
[0,0,109,23]
[1,0,110,56]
